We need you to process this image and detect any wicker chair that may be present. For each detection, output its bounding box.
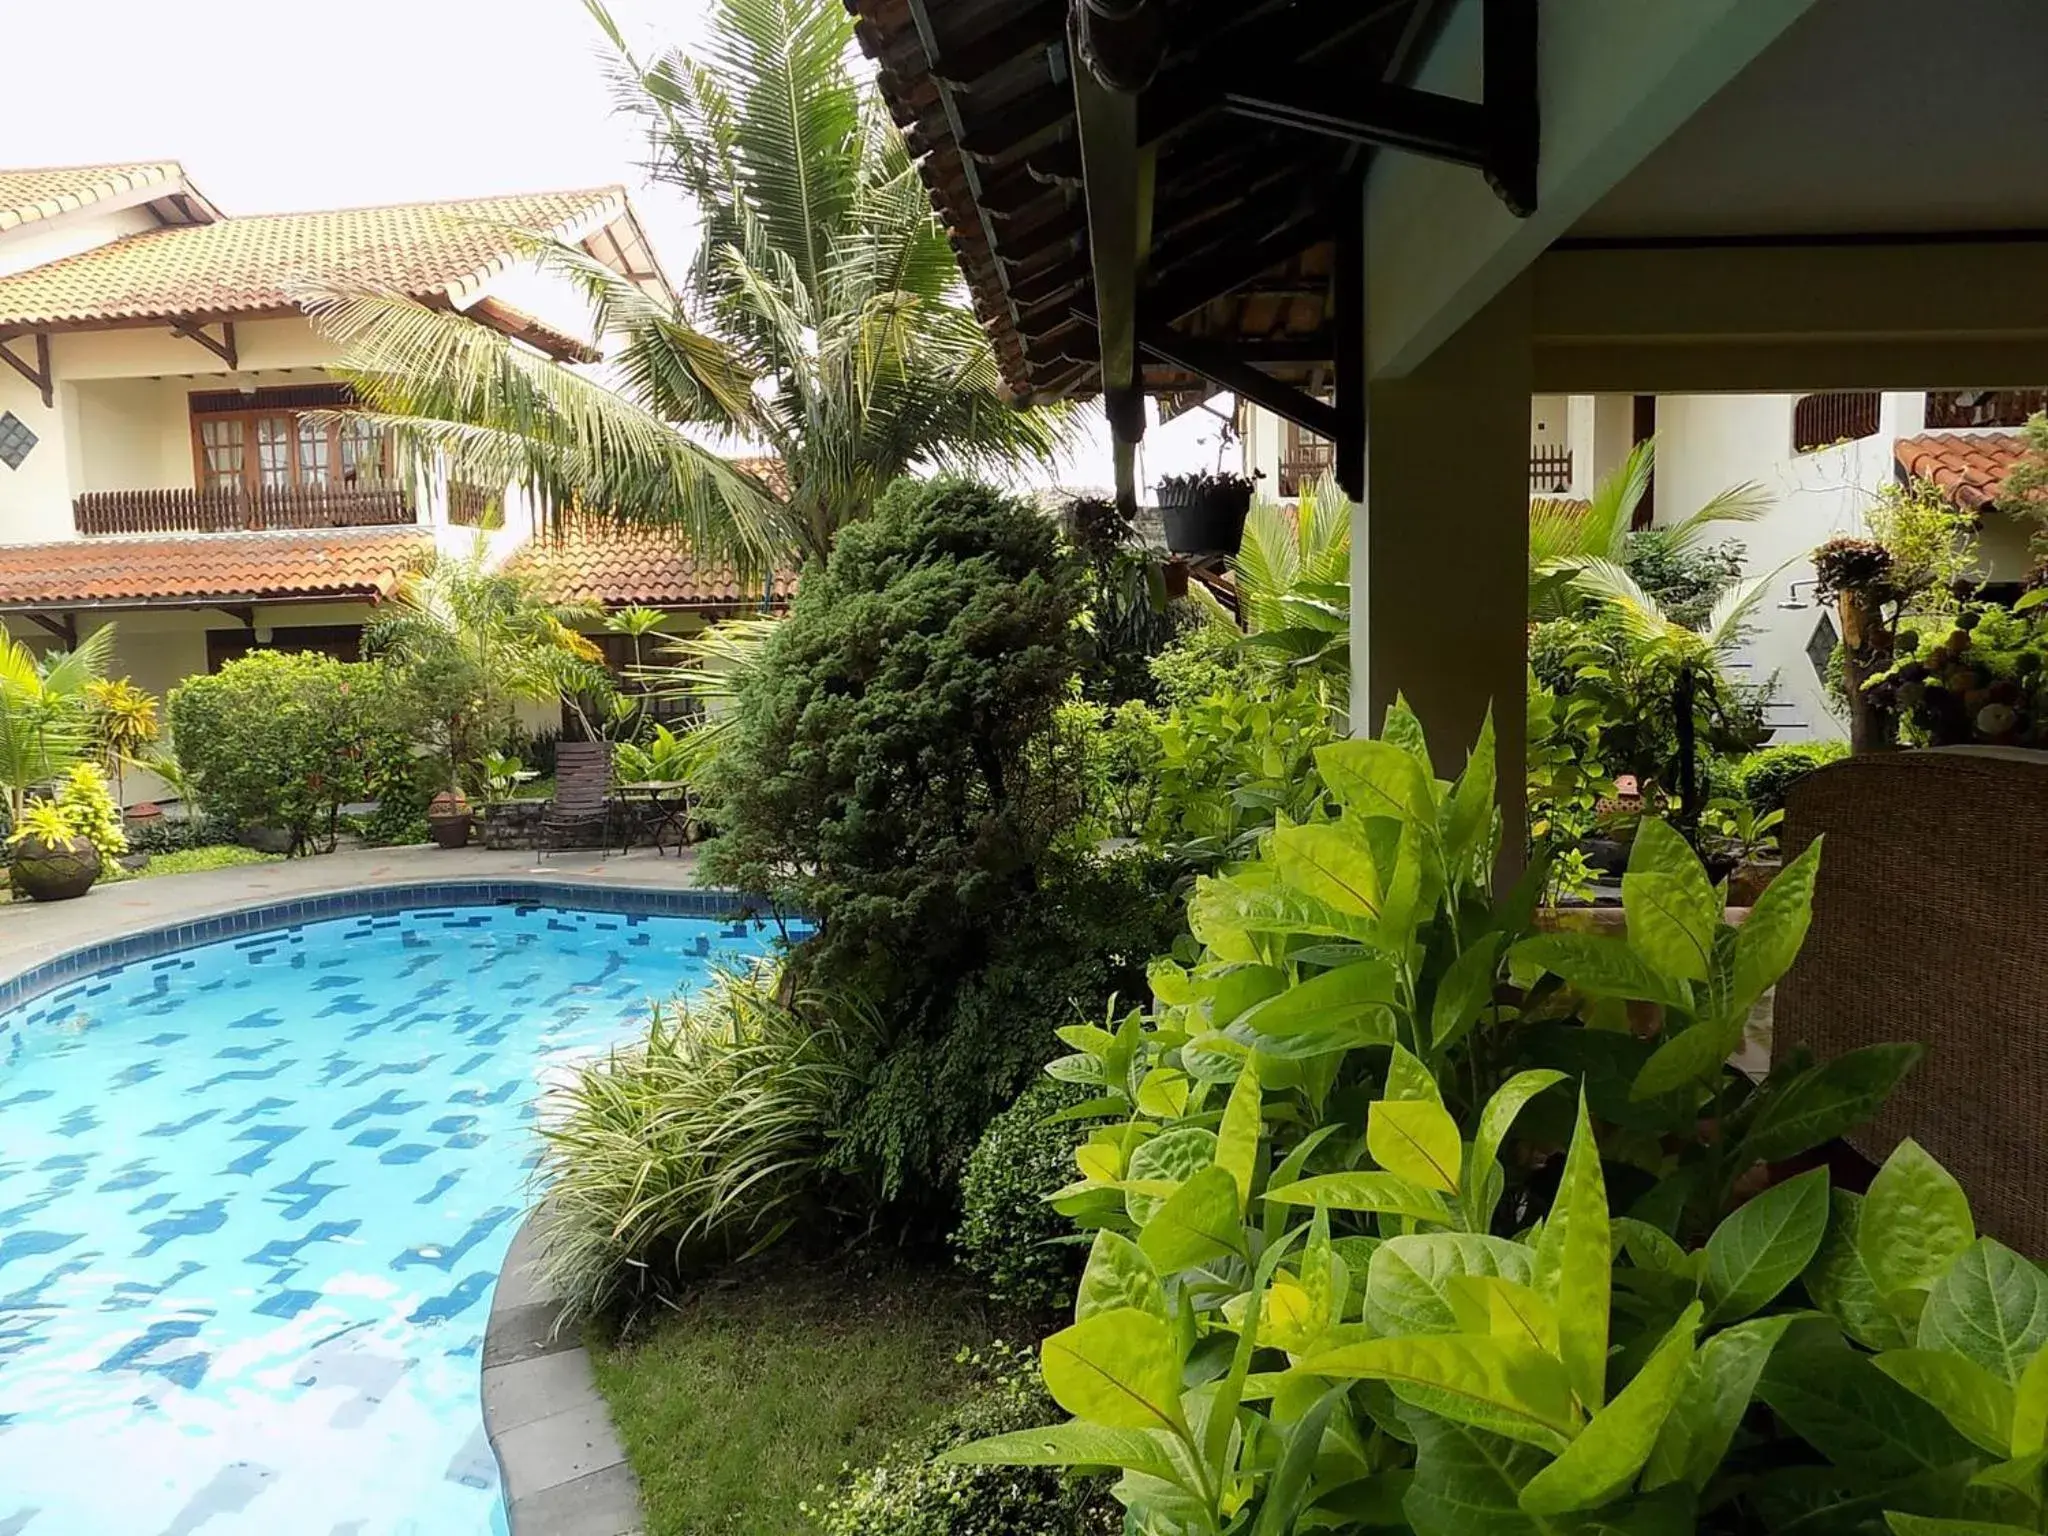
[1774,747,2048,1255]
[538,740,613,855]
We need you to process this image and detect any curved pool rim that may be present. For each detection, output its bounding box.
[0,877,774,1017]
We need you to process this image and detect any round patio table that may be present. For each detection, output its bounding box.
[612,780,694,856]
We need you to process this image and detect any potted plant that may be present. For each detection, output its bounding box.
[6,801,104,902]
[1155,469,1259,556]
[426,786,473,850]
[1700,794,1784,907]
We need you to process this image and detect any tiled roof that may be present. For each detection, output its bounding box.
[0,528,430,606]
[0,163,184,233]
[511,519,796,609]
[0,188,625,329]
[1895,431,2031,511]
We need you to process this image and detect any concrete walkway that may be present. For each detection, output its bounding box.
[0,842,703,980]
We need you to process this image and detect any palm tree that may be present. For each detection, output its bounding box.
[310,0,1082,571]
[1234,473,1352,710]
[0,626,116,823]
[366,542,616,790]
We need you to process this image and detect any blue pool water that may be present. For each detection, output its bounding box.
[0,901,780,1535]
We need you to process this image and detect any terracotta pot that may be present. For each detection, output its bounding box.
[428,790,473,850]
[1727,857,1781,908]
[9,834,102,901]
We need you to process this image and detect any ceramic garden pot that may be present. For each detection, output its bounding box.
[428,790,473,850]
[9,833,102,901]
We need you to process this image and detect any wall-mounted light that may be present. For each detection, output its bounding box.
[254,626,273,645]
[1779,578,1821,611]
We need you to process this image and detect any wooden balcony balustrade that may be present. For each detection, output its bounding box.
[1277,439,1337,496]
[73,484,416,536]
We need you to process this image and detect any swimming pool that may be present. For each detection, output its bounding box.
[0,899,780,1535]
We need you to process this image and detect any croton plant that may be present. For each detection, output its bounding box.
[949,703,2045,1535]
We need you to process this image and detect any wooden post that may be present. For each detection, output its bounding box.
[1837,587,1898,754]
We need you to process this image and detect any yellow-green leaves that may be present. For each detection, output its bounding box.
[1270,822,1382,919]
[1215,1060,1262,1209]
[1076,1231,1167,1323]
[1443,706,1497,877]
[1263,1171,1451,1225]
[941,1419,1179,1482]
[1041,1308,1187,1434]
[2011,1345,2048,1458]
[1510,932,1691,1010]
[1139,1165,1246,1272]
[1644,1315,1794,1492]
[1862,1138,1975,1307]
[1315,736,1435,824]
[1238,961,1399,1049]
[1299,1332,1579,1452]
[1808,1189,1916,1351]
[1917,1238,2048,1386]
[1622,818,1720,982]
[1369,1097,1463,1195]
[1520,1302,1703,1515]
[1536,1091,1611,1413]
[1729,835,1823,1018]
[1364,1234,1536,1337]
[1467,1069,1567,1228]
[1884,1515,2040,1536]
[1874,1349,2015,1455]
[1428,933,1504,1056]
[1703,1168,1831,1325]
[1447,1275,1561,1357]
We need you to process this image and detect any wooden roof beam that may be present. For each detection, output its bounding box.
[1219,0,1538,216]
[170,319,238,370]
[0,331,52,407]
[1142,203,1333,327]
[1137,321,1340,442]
[929,0,1066,88]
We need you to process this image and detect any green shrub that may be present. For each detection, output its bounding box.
[701,476,1100,1204]
[825,847,1182,1205]
[944,704,1945,1535]
[52,763,126,861]
[954,1078,1092,1314]
[1738,737,1849,815]
[123,815,213,856]
[811,1342,1118,1536]
[167,653,422,854]
[534,963,862,1321]
[1146,674,1333,864]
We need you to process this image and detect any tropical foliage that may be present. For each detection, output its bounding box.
[934,704,1971,1535]
[315,0,1079,570]
[0,626,116,822]
[1235,475,1352,711]
[365,541,613,792]
[534,962,861,1321]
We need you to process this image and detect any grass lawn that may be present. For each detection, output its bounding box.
[123,845,284,880]
[590,1253,1004,1536]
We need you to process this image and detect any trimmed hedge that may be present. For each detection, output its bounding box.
[1739,738,1850,815]
[952,1077,1091,1314]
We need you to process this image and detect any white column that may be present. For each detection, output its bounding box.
[1354,277,1534,881]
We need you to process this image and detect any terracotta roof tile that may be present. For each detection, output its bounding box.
[0,528,430,606]
[511,519,797,610]
[0,162,183,233]
[1895,431,2031,511]
[0,188,625,328]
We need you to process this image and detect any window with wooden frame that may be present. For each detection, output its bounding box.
[188,384,393,493]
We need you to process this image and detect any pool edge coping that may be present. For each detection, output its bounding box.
[0,875,775,1016]
[483,1209,646,1536]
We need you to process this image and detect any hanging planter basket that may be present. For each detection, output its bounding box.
[1157,472,1257,557]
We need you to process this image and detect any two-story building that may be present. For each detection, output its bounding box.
[0,162,788,795]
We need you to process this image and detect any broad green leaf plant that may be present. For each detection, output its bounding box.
[941,702,2014,1535]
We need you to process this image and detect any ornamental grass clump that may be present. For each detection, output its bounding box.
[533,963,863,1321]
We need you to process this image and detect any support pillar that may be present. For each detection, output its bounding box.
[1354,275,1533,882]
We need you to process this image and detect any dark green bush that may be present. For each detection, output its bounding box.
[824,847,1181,1206]
[1738,738,1849,815]
[810,1342,1119,1536]
[702,476,1105,1204]
[953,1077,1092,1314]
[123,815,213,856]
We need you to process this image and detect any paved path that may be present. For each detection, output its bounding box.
[0,843,703,980]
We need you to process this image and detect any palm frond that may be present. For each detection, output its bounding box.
[1660,480,1773,556]
[1701,557,1796,657]
[1570,556,1678,646]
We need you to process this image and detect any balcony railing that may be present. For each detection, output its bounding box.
[1529,446,1574,495]
[73,485,416,536]
[1277,442,1336,497]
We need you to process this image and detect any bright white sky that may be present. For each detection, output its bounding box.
[1,0,1224,495]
